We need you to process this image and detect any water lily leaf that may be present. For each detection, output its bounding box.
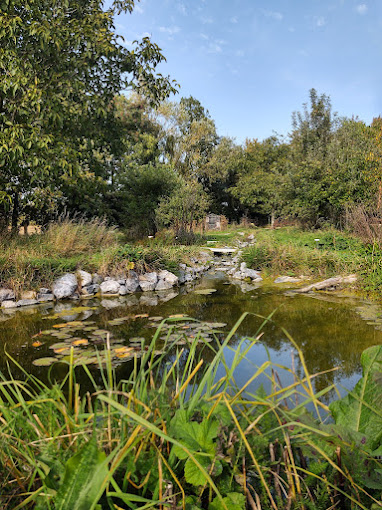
[50,342,69,350]
[32,341,43,347]
[205,322,227,329]
[169,314,186,318]
[41,329,55,335]
[194,289,217,295]
[92,329,109,336]
[33,357,57,367]
[134,314,149,319]
[54,348,71,355]
[53,323,70,329]
[149,316,163,321]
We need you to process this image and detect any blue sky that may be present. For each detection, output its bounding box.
[114,0,382,144]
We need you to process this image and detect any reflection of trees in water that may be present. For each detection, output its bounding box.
[1,278,382,396]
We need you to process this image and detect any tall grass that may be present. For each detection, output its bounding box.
[1,315,381,509]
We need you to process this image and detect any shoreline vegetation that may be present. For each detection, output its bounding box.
[1,219,381,309]
[1,315,382,509]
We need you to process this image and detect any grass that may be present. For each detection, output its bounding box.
[1,315,382,509]
[0,220,200,295]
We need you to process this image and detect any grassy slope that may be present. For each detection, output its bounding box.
[0,219,200,295]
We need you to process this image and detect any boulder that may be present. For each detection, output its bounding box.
[92,273,103,285]
[82,284,100,296]
[100,280,120,295]
[52,273,78,300]
[156,270,178,290]
[0,288,15,302]
[125,275,140,293]
[21,290,37,300]
[39,288,51,295]
[16,299,39,307]
[138,272,158,292]
[155,280,174,291]
[77,270,92,287]
[1,300,18,309]
[119,285,128,296]
[38,294,54,302]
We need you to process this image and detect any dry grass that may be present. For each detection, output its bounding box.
[44,217,120,256]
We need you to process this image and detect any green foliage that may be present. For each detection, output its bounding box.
[1,316,382,509]
[0,0,177,231]
[156,178,210,236]
[330,345,382,451]
[54,438,108,510]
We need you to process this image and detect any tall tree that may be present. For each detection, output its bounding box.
[0,0,177,231]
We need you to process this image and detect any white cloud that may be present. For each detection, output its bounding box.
[260,9,283,21]
[201,16,214,24]
[230,16,238,24]
[356,3,368,14]
[159,26,181,36]
[199,33,209,40]
[315,16,326,27]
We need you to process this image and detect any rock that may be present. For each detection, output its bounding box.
[125,275,140,293]
[39,288,51,295]
[156,270,178,291]
[274,276,302,284]
[82,284,100,296]
[295,275,357,293]
[69,293,80,300]
[52,273,78,300]
[16,299,39,307]
[247,234,255,241]
[0,288,15,302]
[118,278,126,285]
[92,273,103,285]
[1,300,18,308]
[179,263,187,270]
[21,291,37,300]
[38,294,54,302]
[155,280,174,291]
[244,268,261,280]
[77,270,92,287]
[138,272,158,292]
[100,280,120,295]
[119,285,128,296]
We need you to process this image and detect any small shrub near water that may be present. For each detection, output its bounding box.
[1,314,382,509]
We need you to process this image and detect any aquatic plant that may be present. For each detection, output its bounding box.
[0,314,382,509]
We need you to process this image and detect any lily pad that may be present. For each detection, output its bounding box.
[32,341,43,347]
[32,357,57,367]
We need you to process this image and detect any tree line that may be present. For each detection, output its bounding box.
[1,0,382,237]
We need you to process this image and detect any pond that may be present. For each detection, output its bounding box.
[1,270,382,400]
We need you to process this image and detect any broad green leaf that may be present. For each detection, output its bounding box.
[209,492,246,510]
[330,345,382,450]
[54,437,108,510]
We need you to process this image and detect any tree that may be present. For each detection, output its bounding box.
[0,0,177,231]
[229,136,289,226]
[157,96,218,180]
[156,179,210,238]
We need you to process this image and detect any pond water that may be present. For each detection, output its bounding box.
[1,270,382,400]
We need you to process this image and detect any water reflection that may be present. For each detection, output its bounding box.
[1,273,381,399]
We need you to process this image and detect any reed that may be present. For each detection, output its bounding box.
[0,315,381,509]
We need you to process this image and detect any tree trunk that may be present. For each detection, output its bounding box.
[11,192,19,235]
